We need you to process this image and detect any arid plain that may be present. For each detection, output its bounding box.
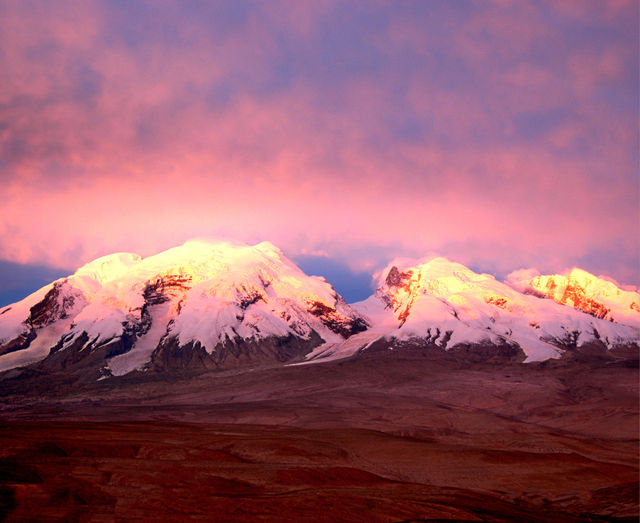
[1,350,637,522]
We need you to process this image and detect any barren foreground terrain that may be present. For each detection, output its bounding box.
[0,351,638,521]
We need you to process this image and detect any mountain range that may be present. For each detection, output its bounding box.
[1,239,638,380]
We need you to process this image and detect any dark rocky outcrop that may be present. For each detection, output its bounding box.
[27,281,82,328]
[150,331,325,372]
[307,301,368,338]
[446,341,526,364]
[0,329,36,357]
[143,275,192,306]
[360,337,526,365]
[35,331,135,381]
[385,266,413,288]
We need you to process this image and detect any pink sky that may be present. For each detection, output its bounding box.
[0,0,638,300]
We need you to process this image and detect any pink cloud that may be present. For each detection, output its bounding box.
[0,1,637,288]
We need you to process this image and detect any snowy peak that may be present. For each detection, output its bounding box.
[380,257,494,298]
[74,252,143,285]
[508,268,640,328]
[305,257,639,365]
[0,240,367,376]
[1,245,638,376]
[377,257,497,326]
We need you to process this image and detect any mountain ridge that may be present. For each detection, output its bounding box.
[304,256,639,364]
[0,241,638,379]
[0,240,366,377]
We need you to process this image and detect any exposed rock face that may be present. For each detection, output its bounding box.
[359,337,526,365]
[0,330,36,357]
[150,331,325,372]
[532,275,610,319]
[37,332,134,380]
[143,275,192,306]
[27,282,83,328]
[509,268,640,328]
[0,280,87,358]
[385,266,413,288]
[380,266,418,325]
[484,295,509,309]
[307,300,368,338]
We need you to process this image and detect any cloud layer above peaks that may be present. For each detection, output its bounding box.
[0,0,637,287]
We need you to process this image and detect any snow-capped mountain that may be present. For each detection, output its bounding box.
[0,240,366,377]
[1,244,638,379]
[305,257,640,364]
[507,268,640,328]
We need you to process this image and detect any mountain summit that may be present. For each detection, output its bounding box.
[507,267,640,327]
[305,257,640,364]
[0,244,638,380]
[0,240,366,378]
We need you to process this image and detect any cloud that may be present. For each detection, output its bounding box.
[0,0,637,288]
[505,268,541,293]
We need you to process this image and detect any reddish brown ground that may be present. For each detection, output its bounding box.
[0,352,638,521]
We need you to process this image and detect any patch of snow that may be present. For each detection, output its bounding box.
[0,320,72,372]
[0,284,54,343]
[74,252,142,285]
[107,302,172,375]
[298,328,388,364]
